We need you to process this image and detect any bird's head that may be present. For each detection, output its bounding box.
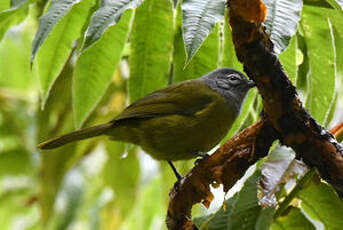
[201,68,255,114]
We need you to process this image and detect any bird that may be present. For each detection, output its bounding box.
[38,68,255,178]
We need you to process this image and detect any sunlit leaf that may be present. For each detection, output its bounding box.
[182,0,224,64]
[326,0,343,18]
[279,35,297,85]
[262,0,303,54]
[0,0,10,11]
[329,12,343,78]
[271,207,315,230]
[31,0,82,62]
[84,0,142,49]
[0,30,36,90]
[302,6,336,125]
[73,10,132,128]
[0,0,31,41]
[297,175,343,230]
[129,0,174,102]
[34,0,95,108]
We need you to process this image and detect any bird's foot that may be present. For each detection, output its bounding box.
[168,161,183,181]
[194,152,210,165]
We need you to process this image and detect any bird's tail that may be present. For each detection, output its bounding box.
[37,123,113,150]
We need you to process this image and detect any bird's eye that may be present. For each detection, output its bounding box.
[228,74,241,84]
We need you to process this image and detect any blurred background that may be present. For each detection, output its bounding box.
[1,0,343,229]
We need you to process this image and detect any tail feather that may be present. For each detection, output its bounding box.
[38,123,113,150]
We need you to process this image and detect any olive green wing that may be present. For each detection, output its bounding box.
[113,80,216,122]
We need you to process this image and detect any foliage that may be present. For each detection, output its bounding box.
[0,0,342,229]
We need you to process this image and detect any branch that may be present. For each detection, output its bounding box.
[166,0,343,229]
[228,0,343,196]
[166,118,278,229]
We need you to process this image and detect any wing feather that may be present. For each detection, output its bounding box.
[114,80,215,122]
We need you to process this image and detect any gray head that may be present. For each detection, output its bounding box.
[201,68,255,115]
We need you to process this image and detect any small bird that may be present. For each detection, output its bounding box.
[38,68,255,178]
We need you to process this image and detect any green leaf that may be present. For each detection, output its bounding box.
[193,194,238,229]
[37,61,79,224]
[173,4,220,83]
[34,0,95,108]
[73,10,132,128]
[0,0,31,41]
[297,176,343,230]
[227,170,271,230]
[129,0,174,102]
[271,207,315,230]
[302,6,336,125]
[195,170,275,230]
[0,149,33,177]
[223,88,257,142]
[279,35,298,85]
[182,0,224,64]
[326,0,343,18]
[0,0,10,11]
[84,0,141,49]
[31,0,82,62]
[330,13,343,78]
[262,0,303,54]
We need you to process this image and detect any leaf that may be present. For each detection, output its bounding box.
[193,194,238,229]
[31,0,82,63]
[227,170,273,230]
[326,0,343,18]
[84,0,142,49]
[279,35,297,85]
[262,0,303,54]
[271,207,315,230]
[73,10,132,128]
[37,60,79,224]
[302,6,336,125]
[223,88,257,142]
[0,149,33,177]
[34,0,95,108]
[129,0,174,102]
[0,0,31,41]
[330,13,343,78]
[0,0,10,11]
[182,0,225,64]
[260,146,308,207]
[297,175,343,230]
[195,170,275,230]
[173,5,220,83]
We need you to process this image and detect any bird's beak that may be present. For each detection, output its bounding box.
[247,80,256,88]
